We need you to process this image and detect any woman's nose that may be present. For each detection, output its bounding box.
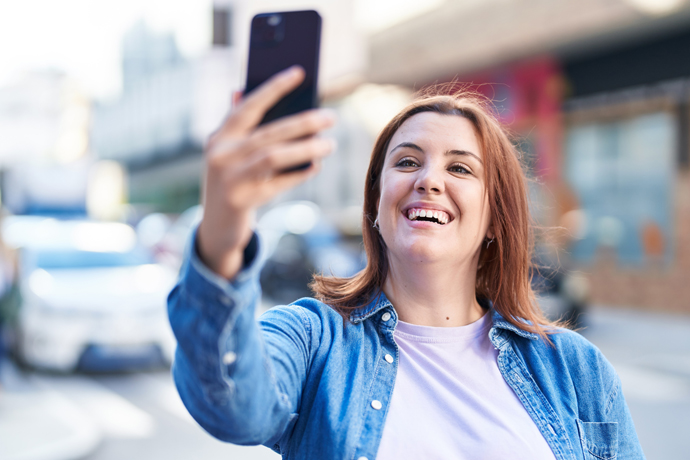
[414,165,444,194]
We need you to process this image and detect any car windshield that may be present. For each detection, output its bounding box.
[30,249,154,269]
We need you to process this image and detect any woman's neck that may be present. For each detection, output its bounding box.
[382,253,485,327]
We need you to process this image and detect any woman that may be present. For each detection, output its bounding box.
[169,66,645,459]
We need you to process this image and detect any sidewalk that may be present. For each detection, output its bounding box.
[581,304,690,377]
[0,360,101,460]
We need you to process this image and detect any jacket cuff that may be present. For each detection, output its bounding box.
[180,226,265,323]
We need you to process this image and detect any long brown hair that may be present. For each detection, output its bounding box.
[310,90,554,338]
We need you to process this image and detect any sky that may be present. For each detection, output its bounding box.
[0,0,212,99]
[0,0,443,100]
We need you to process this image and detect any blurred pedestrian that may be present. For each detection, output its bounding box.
[168,67,645,459]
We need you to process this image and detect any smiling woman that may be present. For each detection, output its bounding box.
[311,95,543,335]
[168,70,646,460]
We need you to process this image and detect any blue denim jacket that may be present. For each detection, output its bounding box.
[168,232,645,460]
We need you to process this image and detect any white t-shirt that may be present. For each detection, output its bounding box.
[376,312,557,460]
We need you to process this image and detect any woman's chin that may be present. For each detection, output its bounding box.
[395,243,448,264]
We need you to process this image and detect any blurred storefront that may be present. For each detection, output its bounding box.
[560,29,690,312]
[368,0,690,313]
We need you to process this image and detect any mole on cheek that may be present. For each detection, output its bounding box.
[446,317,449,320]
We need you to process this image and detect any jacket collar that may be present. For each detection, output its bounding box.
[350,292,539,341]
[490,308,539,340]
[349,291,392,323]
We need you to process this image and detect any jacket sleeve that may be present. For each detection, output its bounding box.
[605,373,646,459]
[583,338,646,459]
[167,229,311,450]
[569,333,646,460]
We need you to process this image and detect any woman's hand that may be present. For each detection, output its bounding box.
[197,66,336,279]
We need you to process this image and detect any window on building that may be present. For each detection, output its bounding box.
[565,111,676,264]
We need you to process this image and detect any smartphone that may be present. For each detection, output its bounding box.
[245,10,322,125]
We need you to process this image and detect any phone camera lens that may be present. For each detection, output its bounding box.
[267,15,281,26]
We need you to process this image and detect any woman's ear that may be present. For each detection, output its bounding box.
[486,223,495,240]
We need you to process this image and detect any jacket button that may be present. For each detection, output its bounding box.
[371,400,382,410]
[357,457,368,460]
[222,351,237,365]
[384,354,394,363]
[381,312,391,322]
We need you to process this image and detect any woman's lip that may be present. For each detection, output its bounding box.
[401,206,454,224]
[402,204,452,214]
[402,203,454,220]
[401,210,449,227]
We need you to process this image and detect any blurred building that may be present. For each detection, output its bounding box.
[90,21,238,213]
[368,0,690,313]
[91,0,371,217]
[0,70,96,216]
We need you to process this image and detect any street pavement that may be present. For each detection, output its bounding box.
[0,360,100,460]
[1,305,689,460]
[579,306,690,460]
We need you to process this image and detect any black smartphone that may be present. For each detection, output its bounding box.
[245,10,322,125]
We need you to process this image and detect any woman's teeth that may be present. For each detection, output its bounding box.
[406,208,449,225]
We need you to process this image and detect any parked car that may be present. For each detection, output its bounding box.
[3,217,177,372]
[257,201,365,306]
[154,205,202,270]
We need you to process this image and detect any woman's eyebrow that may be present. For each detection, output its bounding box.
[390,142,423,153]
[445,149,483,165]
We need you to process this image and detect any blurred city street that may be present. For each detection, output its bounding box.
[0,359,278,460]
[2,0,690,459]
[1,304,689,460]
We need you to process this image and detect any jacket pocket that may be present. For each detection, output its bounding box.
[576,419,618,460]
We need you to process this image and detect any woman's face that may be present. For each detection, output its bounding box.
[377,112,492,267]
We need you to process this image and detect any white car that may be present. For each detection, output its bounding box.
[3,217,177,372]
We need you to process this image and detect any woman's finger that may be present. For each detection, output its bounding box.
[246,137,335,178]
[219,155,323,212]
[209,108,335,166]
[223,66,305,136]
[247,108,336,150]
[260,160,322,197]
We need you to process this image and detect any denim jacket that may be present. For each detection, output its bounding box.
[168,232,645,460]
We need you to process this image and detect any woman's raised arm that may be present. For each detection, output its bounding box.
[197,65,335,280]
[168,66,335,449]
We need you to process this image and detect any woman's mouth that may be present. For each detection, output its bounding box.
[405,208,450,225]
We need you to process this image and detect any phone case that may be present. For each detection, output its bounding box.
[245,10,322,125]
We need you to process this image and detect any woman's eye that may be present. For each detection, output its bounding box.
[449,164,471,174]
[396,158,419,167]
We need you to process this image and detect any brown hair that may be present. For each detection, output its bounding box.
[310,90,554,339]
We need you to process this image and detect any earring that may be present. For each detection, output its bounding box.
[373,217,380,230]
[486,237,494,249]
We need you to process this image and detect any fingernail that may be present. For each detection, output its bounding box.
[285,65,303,77]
